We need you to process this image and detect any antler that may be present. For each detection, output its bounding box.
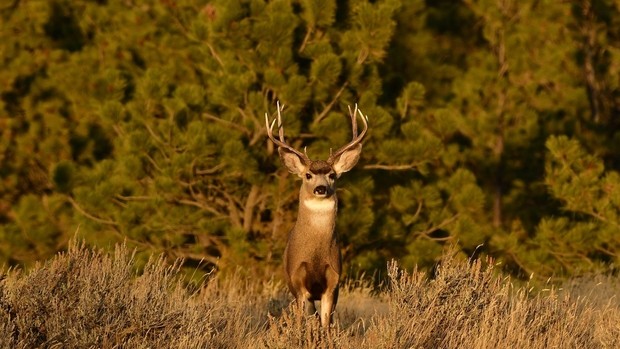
[265,101,310,163]
[327,104,369,164]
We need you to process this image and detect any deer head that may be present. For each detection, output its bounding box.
[265,102,368,201]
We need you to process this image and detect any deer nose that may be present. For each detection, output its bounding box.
[314,186,327,195]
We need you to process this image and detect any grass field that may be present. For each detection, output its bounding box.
[1,242,619,348]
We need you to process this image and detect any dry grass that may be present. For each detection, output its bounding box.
[1,243,618,349]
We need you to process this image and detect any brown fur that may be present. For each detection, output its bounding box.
[309,161,332,174]
[284,183,341,325]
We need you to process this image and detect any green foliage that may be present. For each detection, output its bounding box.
[1,0,620,280]
[300,0,336,29]
[545,136,616,218]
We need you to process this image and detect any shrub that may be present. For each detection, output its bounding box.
[1,243,618,348]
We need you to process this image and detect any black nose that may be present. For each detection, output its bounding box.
[314,186,327,195]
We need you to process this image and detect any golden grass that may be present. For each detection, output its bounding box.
[0,242,618,348]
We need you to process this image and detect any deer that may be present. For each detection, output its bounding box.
[265,102,368,327]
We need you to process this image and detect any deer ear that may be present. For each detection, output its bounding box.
[279,148,307,176]
[332,144,362,175]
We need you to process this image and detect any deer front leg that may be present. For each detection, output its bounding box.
[290,262,317,316]
[320,266,339,327]
[301,296,316,316]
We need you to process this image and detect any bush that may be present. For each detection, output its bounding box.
[0,243,618,348]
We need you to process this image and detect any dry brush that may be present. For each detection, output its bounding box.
[0,243,618,348]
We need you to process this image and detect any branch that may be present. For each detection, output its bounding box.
[203,112,250,134]
[195,163,225,176]
[169,248,221,266]
[410,200,423,224]
[242,185,261,232]
[116,190,226,219]
[116,195,152,201]
[143,122,166,147]
[363,163,419,171]
[237,107,260,131]
[205,42,225,68]
[417,213,460,240]
[506,249,538,278]
[314,82,349,124]
[67,196,118,226]
[143,152,163,173]
[112,125,125,137]
[175,198,226,218]
[298,27,312,53]
[238,107,265,146]
[585,209,620,230]
[203,183,244,229]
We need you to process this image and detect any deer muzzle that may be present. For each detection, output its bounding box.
[313,185,328,196]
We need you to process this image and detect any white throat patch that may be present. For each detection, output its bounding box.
[304,198,336,212]
[303,198,336,228]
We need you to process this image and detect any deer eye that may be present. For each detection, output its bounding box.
[305,173,312,180]
[329,173,336,180]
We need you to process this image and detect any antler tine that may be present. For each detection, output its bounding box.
[347,104,359,138]
[352,104,359,137]
[264,101,310,162]
[328,106,368,163]
[277,100,285,143]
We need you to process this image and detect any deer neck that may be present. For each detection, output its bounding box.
[296,190,337,233]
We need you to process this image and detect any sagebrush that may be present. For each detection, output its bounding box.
[1,243,619,348]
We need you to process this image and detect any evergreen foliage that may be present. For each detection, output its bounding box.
[1,0,620,280]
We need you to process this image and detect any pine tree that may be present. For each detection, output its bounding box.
[2,0,620,280]
[512,135,620,276]
[0,0,93,262]
[0,0,405,274]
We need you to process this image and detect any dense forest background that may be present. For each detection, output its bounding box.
[1,0,619,280]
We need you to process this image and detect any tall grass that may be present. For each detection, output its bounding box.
[0,242,618,348]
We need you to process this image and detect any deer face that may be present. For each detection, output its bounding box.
[302,160,337,199]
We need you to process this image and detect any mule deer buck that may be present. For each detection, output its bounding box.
[265,102,368,327]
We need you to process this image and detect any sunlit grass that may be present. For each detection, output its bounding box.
[0,242,618,348]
